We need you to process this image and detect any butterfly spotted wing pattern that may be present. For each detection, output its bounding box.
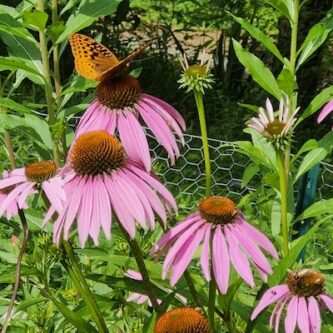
[70,33,149,81]
[70,33,120,81]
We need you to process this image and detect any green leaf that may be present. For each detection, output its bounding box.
[0,97,31,113]
[47,21,65,42]
[233,39,282,99]
[0,56,42,76]
[268,218,326,286]
[297,12,333,69]
[264,0,292,21]
[291,139,318,165]
[237,103,259,113]
[294,148,327,183]
[0,13,43,84]
[15,297,47,312]
[142,313,157,333]
[295,198,333,222]
[57,0,121,43]
[271,196,281,236]
[129,66,143,78]
[277,67,297,96]
[242,164,259,187]
[22,11,48,31]
[299,85,333,122]
[229,13,284,63]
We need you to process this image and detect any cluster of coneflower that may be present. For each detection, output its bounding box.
[1,46,333,333]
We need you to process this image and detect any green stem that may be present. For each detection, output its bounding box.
[183,271,204,309]
[36,0,61,166]
[62,241,108,333]
[208,279,216,331]
[1,210,29,333]
[277,150,289,255]
[119,225,162,314]
[289,0,299,78]
[194,90,211,197]
[3,129,16,169]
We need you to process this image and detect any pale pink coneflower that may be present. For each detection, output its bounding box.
[74,75,186,171]
[317,99,333,125]
[251,269,333,333]
[125,269,187,306]
[53,130,176,248]
[150,196,279,294]
[0,161,65,223]
[248,97,299,146]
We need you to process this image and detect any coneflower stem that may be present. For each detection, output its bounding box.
[208,278,216,331]
[62,241,109,333]
[183,271,204,309]
[3,130,16,169]
[289,0,299,78]
[194,90,211,197]
[277,149,289,255]
[1,210,29,333]
[119,225,162,314]
[36,0,61,166]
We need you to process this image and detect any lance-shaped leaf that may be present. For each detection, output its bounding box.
[233,39,282,100]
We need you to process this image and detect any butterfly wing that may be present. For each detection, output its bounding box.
[100,42,150,81]
[70,33,120,81]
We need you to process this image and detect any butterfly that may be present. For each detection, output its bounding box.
[69,33,149,81]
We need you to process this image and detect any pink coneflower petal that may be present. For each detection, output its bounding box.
[297,297,310,333]
[320,294,333,312]
[308,296,321,333]
[170,224,207,286]
[225,225,255,288]
[266,98,274,121]
[17,182,35,208]
[239,219,279,259]
[42,180,64,212]
[318,100,333,123]
[163,220,205,279]
[200,227,211,281]
[118,110,151,172]
[285,296,298,333]
[251,285,289,320]
[232,225,272,274]
[274,297,289,333]
[213,225,230,294]
[0,182,30,215]
[0,175,26,189]
[142,94,186,131]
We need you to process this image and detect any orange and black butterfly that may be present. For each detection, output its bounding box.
[69,33,149,81]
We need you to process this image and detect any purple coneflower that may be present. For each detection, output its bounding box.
[251,269,333,333]
[53,130,176,247]
[317,100,333,125]
[150,196,278,294]
[125,269,186,306]
[74,75,186,171]
[0,161,65,222]
[248,97,299,145]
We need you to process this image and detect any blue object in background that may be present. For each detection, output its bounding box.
[293,164,320,261]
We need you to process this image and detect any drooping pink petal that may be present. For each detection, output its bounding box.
[0,175,26,190]
[224,225,255,288]
[251,285,289,320]
[43,206,56,228]
[285,296,298,333]
[151,213,201,254]
[162,220,205,279]
[297,297,310,333]
[127,163,177,212]
[142,94,186,130]
[238,218,279,259]
[320,294,333,313]
[90,177,101,245]
[308,296,321,333]
[98,176,112,239]
[42,180,64,212]
[17,182,35,208]
[170,224,207,286]
[200,226,211,281]
[318,100,333,123]
[232,225,272,274]
[274,296,289,333]
[141,97,185,145]
[212,225,230,294]
[77,177,93,247]
[118,110,151,172]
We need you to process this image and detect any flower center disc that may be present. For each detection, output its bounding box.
[265,120,286,137]
[25,160,57,183]
[154,308,211,333]
[198,196,237,225]
[286,269,325,297]
[186,64,208,78]
[96,75,141,110]
[70,131,124,176]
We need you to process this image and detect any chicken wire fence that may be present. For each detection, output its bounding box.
[147,130,333,259]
